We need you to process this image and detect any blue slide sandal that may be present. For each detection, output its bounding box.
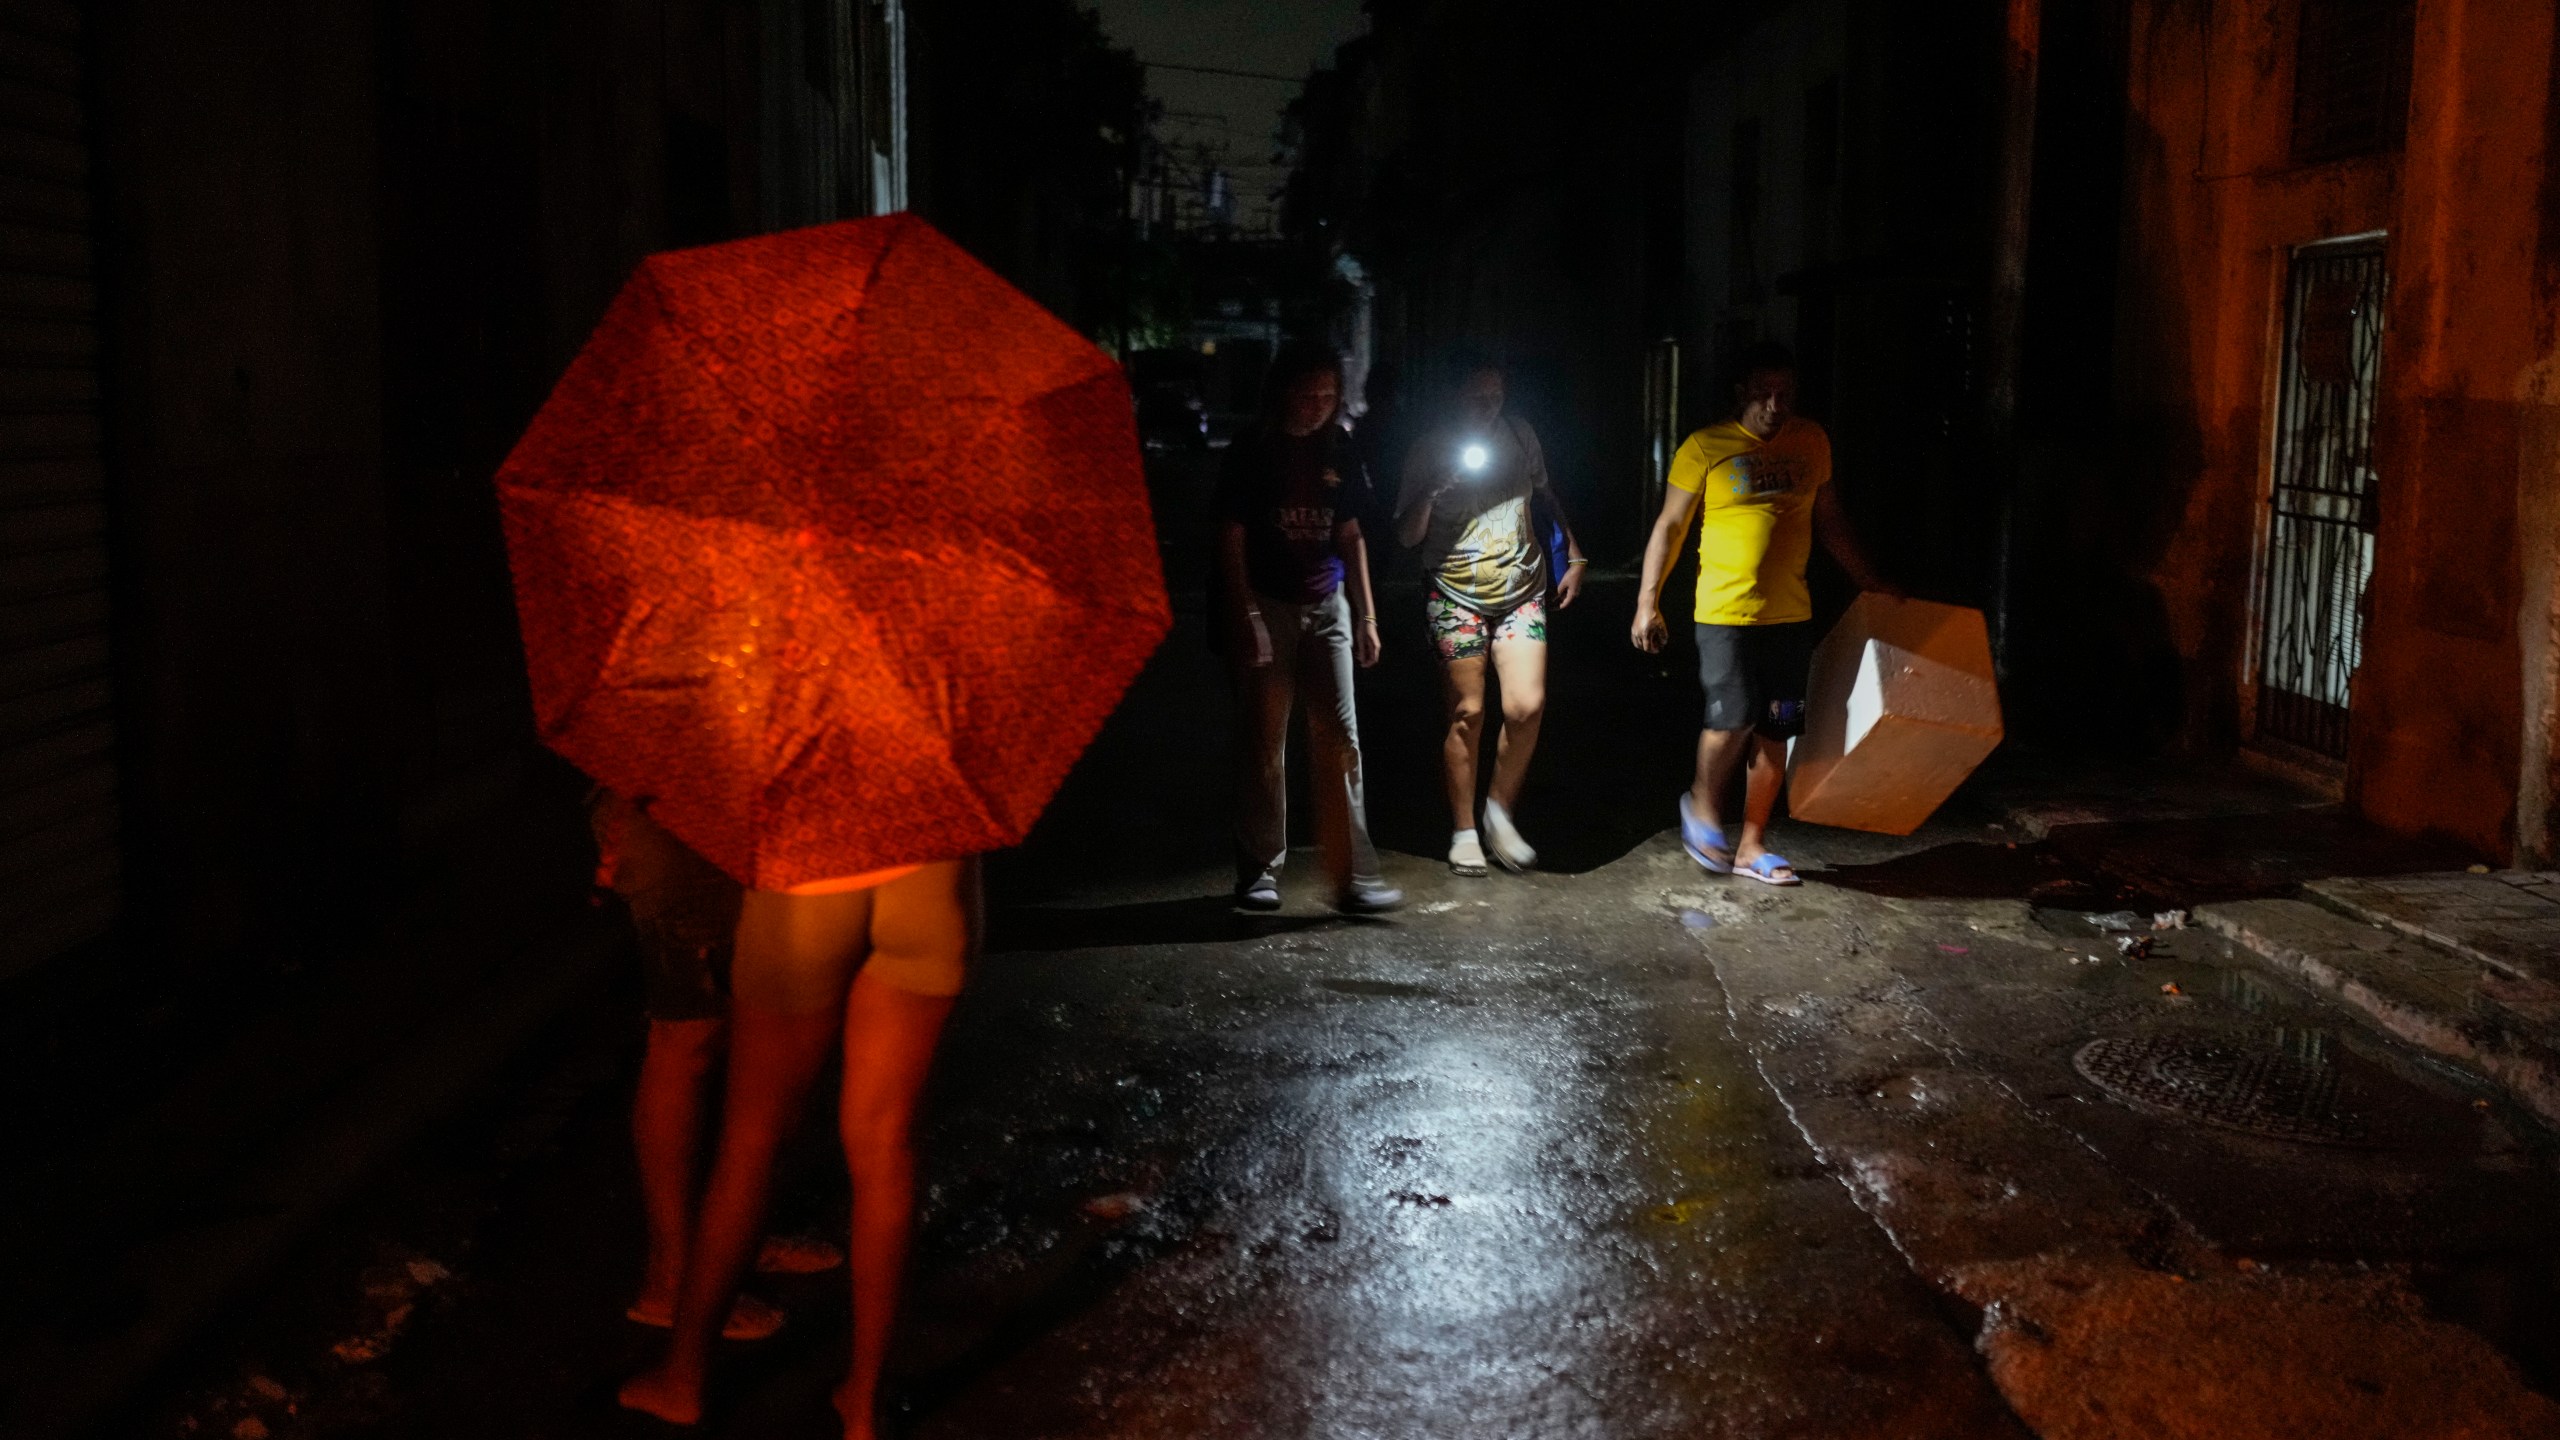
[1738,853,1801,887]
[1677,794,1735,875]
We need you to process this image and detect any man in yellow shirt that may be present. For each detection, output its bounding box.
[1632,342,1896,885]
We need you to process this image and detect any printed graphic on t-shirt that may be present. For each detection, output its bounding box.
[1274,504,1335,545]
[1222,432,1349,602]
[1727,452,1806,499]
[1446,495,1534,599]
[1666,417,1832,627]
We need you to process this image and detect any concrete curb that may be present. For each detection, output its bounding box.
[2195,896,2560,1132]
[2303,871,2560,983]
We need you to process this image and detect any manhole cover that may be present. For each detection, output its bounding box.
[2073,1036,2370,1145]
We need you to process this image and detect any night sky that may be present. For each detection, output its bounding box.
[1089,0,1369,230]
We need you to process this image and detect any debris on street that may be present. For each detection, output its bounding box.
[1081,1192,1147,1222]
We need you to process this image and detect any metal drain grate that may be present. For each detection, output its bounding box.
[2073,1036,2370,1145]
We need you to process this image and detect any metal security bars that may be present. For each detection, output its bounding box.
[2256,239,2387,759]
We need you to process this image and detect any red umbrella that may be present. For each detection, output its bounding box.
[498,214,1167,890]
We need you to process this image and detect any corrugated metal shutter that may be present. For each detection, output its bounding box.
[0,0,116,979]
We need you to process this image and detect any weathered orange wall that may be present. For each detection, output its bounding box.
[2116,0,2559,861]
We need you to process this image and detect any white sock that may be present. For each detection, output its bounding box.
[1452,828,1479,847]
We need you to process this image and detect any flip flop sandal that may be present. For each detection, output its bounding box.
[1677,794,1735,875]
[1738,854,1801,887]
[625,1292,787,1341]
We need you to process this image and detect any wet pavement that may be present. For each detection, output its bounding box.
[1690,862,2560,1438]
[81,453,2560,1438]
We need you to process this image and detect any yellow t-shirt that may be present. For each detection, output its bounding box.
[1665,417,1830,625]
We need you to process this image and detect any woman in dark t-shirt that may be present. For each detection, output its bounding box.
[1214,345,1401,915]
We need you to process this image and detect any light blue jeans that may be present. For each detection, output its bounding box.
[1230,587,1382,891]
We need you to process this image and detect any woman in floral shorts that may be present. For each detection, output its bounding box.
[1395,360,1585,875]
[1427,589,1547,660]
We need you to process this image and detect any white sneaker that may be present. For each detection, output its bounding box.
[1335,877,1405,914]
[1482,800,1537,873]
[1448,830,1489,877]
[1234,868,1282,911]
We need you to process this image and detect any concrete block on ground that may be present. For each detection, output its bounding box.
[1788,594,2002,835]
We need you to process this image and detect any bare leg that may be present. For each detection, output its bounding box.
[622,888,874,1424]
[1439,655,1488,831]
[834,862,972,1440]
[1689,726,1757,834]
[1733,734,1794,878]
[631,1017,726,1320]
[1485,636,1547,812]
[833,980,955,1440]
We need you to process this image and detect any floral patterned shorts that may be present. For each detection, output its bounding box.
[1427,590,1547,661]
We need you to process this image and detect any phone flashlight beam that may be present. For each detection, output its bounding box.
[1459,442,1489,474]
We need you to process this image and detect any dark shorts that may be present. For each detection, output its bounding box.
[1695,621,1817,739]
[591,791,742,1023]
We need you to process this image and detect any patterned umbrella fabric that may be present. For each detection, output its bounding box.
[498,214,1167,890]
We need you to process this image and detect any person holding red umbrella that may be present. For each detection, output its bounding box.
[1216,343,1402,915]
[590,787,843,1345]
[497,216,1169,1435]
[620,858,974,1434]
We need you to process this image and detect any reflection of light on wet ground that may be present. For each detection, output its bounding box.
[1280,1008,1635,1436]
[906,900,2047,1439]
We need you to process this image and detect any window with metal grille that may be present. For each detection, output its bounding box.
[2255,239,2387,759]
[2291,0,2415,165]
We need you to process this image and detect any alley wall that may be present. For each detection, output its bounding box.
[2112,0,2560,862]
[76,0,890,985]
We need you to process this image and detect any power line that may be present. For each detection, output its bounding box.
[1141,60,1303,85]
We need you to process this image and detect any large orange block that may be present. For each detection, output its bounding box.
[1788,595,2002,835]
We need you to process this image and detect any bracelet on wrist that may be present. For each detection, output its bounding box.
[1566,557,1589,566]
